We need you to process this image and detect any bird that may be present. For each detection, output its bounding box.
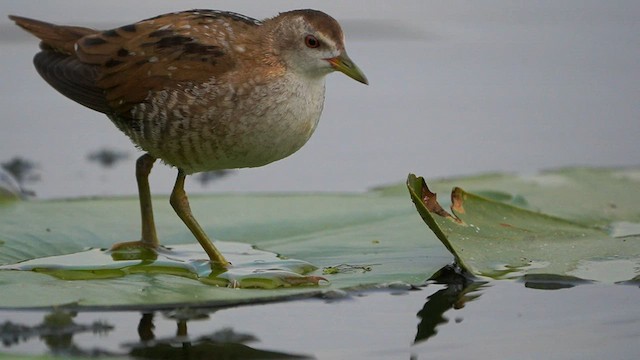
[10,9,368,267]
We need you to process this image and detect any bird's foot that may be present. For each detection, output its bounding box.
[108,240,162,261]
[109,240,158,251]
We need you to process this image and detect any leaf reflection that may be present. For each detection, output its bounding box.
[414,269,486,344]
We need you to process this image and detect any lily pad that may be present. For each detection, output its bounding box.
[0,192,451,309]
[395,167,640,227]
[407,172,640,282]
[0,243,323,288]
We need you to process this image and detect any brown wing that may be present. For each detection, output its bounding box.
[11,11,261,116]
[77,10,260,115]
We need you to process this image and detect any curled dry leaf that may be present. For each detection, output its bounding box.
[412,174,464,225]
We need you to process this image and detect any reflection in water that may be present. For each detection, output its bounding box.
[0,309,114,356]
[138,313,155,343]
[520,274,594,290]
[1,308,312,359]
[87,148,130,168]
[0,149,233,200]
[414,268,486,344]
[0,156,40,196]
[85,148,235,184]
[194,169,236,186]
[130,310,311,359]
[0,168,22,199]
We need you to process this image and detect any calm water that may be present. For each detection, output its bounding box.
[1,1,639,198]
[1,1,639,359]
[1,280,639,359]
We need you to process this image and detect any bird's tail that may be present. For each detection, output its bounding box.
[9,15,97,54]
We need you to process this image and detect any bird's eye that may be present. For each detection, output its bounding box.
[305,35,320,48]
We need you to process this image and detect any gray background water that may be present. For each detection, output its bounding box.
[1,0,639,198]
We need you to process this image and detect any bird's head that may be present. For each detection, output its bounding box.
[267,10,368,85]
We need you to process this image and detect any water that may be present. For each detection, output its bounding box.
[1,1,639,198]
[1,1,639,358]
[1,281,639,359]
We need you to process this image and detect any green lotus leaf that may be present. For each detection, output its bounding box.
[0,192,450,308]
[406,169,640,282]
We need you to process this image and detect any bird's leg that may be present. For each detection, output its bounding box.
[110,154,159,250]
[170,169,230,267]
[136,154,159,247]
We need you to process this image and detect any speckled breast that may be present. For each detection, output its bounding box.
[111,74,326,174]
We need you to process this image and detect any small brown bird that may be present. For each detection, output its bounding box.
[10,9,367,267]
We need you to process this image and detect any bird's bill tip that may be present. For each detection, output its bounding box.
[326,53,368,85]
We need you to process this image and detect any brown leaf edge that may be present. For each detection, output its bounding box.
[406,174,466,265]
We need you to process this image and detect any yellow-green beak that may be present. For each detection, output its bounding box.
[327,52,369,85]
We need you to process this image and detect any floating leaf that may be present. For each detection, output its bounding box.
[1,243,323,288]
[407,173,640,282]
[400,167,640,227]
[0,192,451,308]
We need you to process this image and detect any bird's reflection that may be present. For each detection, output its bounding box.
[138,312,155,342]
[130,309,311,359]
[1,267,493,359]
[1,307,312,359]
